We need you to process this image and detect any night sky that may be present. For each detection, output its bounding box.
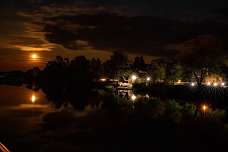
[1,0,228,70]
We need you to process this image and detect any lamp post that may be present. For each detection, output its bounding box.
[131,94,137,101]
[131,74,137,83]
[191,82,195,87]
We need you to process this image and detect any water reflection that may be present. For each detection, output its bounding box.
[0,85,52,110]
[0,85,54,138]
[31,94,37,104]
[116,89,150,102]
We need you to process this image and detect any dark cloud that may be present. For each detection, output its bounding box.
[1,0,228,57]
[42,14,187,56]
[215,7,228,17]
[39,11,228,56]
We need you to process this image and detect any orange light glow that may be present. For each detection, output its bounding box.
[31,53,38,60]
[16,45,52,52]
[201,104,208,113]
[207,82,211,86]
[0,143,10,152]
[131,94,137,101]
[100,78,107,82]
[31,94,37,103]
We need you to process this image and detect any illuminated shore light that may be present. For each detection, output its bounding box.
[131,75,137,81]
[213,82,218,87]
[146,77,151,81]
[207,82,211,86]
[131,94,137,101]
[201,104,208,113]
[191,82,195,87]
[100,78,107,82]
[145,94,150,98]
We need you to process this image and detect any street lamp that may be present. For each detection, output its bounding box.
[131,75,137,81]
[100,78,107,82]
[207,82,211,86]
[213,82,218,87]
[145,94,150,98]
[131,94,137,101]
[146,77,151,82]
[191,82,195,87]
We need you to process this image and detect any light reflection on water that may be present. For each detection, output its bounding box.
[0,85,51,108]
[117,89,149,102]
[31,93,37,104]
[0,85,145,131]
[0,85,54,133]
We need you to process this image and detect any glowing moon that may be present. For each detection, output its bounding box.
[31,53,38,60]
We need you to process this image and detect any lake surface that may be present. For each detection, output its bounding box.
[0,85,56,151]
[0,85,112,152]
[1,84,228,152]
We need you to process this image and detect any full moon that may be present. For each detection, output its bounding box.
[31,53,38,60]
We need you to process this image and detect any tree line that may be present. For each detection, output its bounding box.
[25,50,228,87]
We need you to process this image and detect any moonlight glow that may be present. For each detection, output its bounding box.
[31,94,37,104]
[31,53,38,60]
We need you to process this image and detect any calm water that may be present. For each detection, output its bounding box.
[0,85,227,152]
[0,85,133,136]
[0,85,55,151]
[0,85,106,151]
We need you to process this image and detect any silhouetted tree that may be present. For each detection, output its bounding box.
[37,56,99,110]
[103,51,128,78]
[90,58,102,79]
[151,63,166,83]
[133,56,146,71]
[24,67,41,83]
[179,48,226,86]
[166,64,183,83]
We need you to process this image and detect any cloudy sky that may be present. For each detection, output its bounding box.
[0,0,228,70]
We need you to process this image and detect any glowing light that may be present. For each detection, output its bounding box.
[131,75,137,81]
[213,82,218,87]
[131,94,137,101]
[191,82,195,87]
[31,94,37,104]
[100,78,107,82]
[16,45,52,52]
[145,94,150,98]
[177,80,181,84]
[146,77,151,81]
[0,143,10,152]
[31,53,38,60]
[201,104,208,113]
[207,82,211,86]
[221,82,225,86]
